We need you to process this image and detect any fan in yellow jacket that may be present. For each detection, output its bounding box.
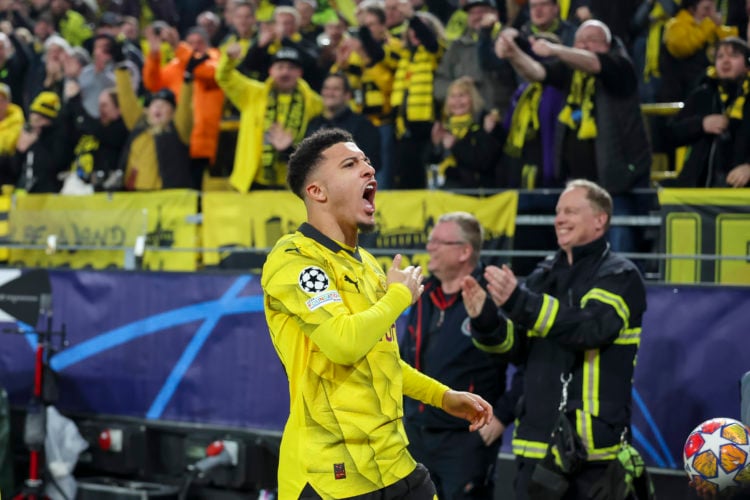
[663,2,737,59]
[0,84,23,157]
[216,45,323,192]
[0,83,24,187]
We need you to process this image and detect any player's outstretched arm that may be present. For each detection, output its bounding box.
[441,390,493,432]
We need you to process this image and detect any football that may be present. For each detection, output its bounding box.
[683,417,750,495]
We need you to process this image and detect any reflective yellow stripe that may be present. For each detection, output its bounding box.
[576,351,598,451]
[582,350,600,417]
[532,294,559,337]
[512,438,548,459]
[587,443,621,461]
[580,288,630,332]
[472,319,514,353]
[614,327,641,345]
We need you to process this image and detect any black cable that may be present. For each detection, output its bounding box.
[45,463,72,500]
[177,468,199,500]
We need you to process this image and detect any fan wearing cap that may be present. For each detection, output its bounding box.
[13,91,66,193]
[114,61,193,190]
[667,37,750,188]
[217,43,322,192]
[0,83,25,186]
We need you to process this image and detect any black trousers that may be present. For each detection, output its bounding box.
[298,463,437,500]
[405,425,500,500]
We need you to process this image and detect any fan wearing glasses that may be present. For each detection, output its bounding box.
[400,211,513,500]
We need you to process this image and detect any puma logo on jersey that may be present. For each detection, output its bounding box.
[343,275,359,292]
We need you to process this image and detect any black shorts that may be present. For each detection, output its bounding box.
[299,463,437,500]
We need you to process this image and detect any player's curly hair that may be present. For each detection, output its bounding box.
[287,128,354,199]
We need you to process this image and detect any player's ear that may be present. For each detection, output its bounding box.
[305,180,327,202]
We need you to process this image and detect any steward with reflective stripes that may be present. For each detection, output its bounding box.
[475,179,647,499]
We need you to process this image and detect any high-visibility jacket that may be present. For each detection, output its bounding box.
[473,236,646,462]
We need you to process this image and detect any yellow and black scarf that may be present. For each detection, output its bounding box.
[261,88,306,184]
[558,70,597,139]
[70,135,101,178]
[504,83,543,157]
[643,2,669,81]
[718,76,749,120]
[436,114,474,179]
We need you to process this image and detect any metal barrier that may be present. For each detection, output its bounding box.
[640,101,685,182]
[2,186,747,284]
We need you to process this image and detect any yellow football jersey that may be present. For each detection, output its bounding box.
[262,223,448,499]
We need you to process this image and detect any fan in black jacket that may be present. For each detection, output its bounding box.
[57,85,129,191]
[667,37,750,188]
[13,91,66,193]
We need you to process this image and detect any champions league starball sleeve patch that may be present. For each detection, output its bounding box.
[299,266,330,293]
[299,266,342,311]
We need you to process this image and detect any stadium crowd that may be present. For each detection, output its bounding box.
[0,0,748,251]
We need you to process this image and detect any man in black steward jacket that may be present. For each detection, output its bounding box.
[400,211,512,500]
[464,179,647,500]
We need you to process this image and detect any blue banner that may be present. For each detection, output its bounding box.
[0,270,747,468]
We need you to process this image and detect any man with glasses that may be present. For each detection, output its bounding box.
[400,212,512,500]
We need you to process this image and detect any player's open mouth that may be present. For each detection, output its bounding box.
[363,182,376,214]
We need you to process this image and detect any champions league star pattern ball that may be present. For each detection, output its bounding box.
[683,417,750,495]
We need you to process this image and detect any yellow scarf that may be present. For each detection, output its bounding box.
[436,114,474,180]
[718,75,750,120]
[504,83,542,157]
[558,70,597,139]
[261,89,306,184]
[559,0,571,20]
[447,113,472,140]
[644,3,669,81]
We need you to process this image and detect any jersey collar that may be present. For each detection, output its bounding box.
[298,223,362,262]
